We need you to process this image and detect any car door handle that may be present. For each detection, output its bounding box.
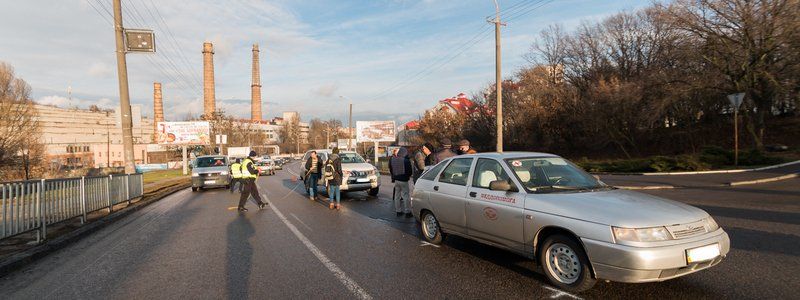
[469,192,477,197]
[433,186,439,191]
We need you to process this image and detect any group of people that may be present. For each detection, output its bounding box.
[229,150,268,212]
[389,138,477,217]
[304,148,344,210]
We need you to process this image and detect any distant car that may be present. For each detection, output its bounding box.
[191,155,231,191]
[301,149,380,196]
[412,152,729,292]
[256,159,276,176]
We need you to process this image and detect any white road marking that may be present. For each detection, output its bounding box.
[268,185,372,300]
[419,241,440,248]
[290,213,313,232]
[544,286,583,299]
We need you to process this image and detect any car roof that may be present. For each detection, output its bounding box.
[449,151,560,160]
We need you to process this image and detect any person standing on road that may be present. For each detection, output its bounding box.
[433,138,457,164]
[456,139,477,155]
[305,151,323,201]
[412,142,435,183]
[230,158,243,193]
[239,151,267,212]
[389,147,413,217]
[325,148,344,210]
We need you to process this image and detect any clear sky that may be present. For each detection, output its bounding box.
[0,0,648,124]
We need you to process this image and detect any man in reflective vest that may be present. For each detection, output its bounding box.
[229,158,243,193]
[238,151,267,211]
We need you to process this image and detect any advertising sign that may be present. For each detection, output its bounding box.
[155,121,210,145]
[356,121,396,143]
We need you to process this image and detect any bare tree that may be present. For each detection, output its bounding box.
[0,62,43,180]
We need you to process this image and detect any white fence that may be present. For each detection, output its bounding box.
[0,174,144,242]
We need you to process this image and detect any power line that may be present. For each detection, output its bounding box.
[142,0,203,89]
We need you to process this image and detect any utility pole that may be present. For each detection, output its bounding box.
[349,103,353,151]
[326,123,330,149]
[112,0,136,174]
[490,0,504,153]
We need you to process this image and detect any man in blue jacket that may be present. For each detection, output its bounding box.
[389,147,413,217]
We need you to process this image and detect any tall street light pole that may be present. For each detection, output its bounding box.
[113,0,136,174]
[490,0,504,152]
[339,96,353,151]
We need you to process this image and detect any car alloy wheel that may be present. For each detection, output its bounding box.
[545,243,581,284]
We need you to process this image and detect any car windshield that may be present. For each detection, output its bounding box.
[195,157,227,168]
[505,157,609,193]
[338,153,365,163]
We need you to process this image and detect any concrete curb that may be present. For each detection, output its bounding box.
[615,185,676,190]
[0,181,190,278]
[728,173,799,186]
[596,160,800,176]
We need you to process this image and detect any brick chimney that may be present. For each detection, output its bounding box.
[202,42,215,118]
[153,82,164,130]
[251,44,262,121]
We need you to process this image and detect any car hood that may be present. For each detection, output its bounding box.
[194,166,229,173]
[525,189,708,228]
[342,162,376,172]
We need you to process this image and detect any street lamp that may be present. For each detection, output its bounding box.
[339,96,354,151]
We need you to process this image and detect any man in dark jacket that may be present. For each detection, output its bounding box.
[304,151,323,201]
[433,138,458,164]
[325,148,344,210]
[389,147,413,217]
[412,142,434,183]
[238,151,267,212]
[457,139,477,155]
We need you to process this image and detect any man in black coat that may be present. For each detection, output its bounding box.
[389,147,413,217]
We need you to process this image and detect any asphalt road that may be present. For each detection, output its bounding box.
[0,162,797,299]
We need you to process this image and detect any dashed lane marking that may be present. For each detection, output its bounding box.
[419,241,440,248]
[543,286,583,299]
[267,183,372,300]
[290,213,313,232]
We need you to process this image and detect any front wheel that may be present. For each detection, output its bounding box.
[368,187,379,196]
[539,234,596,292]
[420,211,444,244]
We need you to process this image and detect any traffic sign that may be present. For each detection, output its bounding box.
[124,29,156,53]
[727,93,745,109]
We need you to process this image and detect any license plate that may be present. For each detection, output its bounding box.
[686,243,720,263]
[204,180,216,185]
[356,178,370,183]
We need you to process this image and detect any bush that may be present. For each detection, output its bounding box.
[577,156,709,173]
[699,146,786,167]
[699,146,732,167]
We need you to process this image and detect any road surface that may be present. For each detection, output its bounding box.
[0,162,797,299]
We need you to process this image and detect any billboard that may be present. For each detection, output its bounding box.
[356,121,396,143]
[155,121,210,145]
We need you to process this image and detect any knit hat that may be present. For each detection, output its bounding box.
[248,150,257,157]
[440,138,452,147]
[422,142,435,151]
[457,139,470,147]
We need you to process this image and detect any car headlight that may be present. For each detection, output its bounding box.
[613,226,673,242]
[219,171,228,176]
[705,217,720,232]
[349,171,358,177]
[191,172,199,177]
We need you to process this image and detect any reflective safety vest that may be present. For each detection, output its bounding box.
[230,163,243,179]
[241,158,258,179]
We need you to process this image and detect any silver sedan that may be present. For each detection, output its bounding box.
[411,152,730,292]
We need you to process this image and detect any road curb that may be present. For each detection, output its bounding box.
[615,185,676,190]
[728,173,799,186]
[0,180,190,278]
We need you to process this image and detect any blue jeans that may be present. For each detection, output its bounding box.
[328,185,341,205]
[308,173,319,196]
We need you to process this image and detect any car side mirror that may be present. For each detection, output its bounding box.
[489,180,518,193]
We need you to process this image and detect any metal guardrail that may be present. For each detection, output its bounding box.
[0,174,143,242]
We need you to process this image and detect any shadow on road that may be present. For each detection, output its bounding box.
[226,214,255,299]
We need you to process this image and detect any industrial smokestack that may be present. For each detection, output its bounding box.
[153,82,164,130]
[251,44,262,121]
[202,42,215,118]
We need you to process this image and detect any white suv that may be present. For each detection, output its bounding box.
[301,149,380,196]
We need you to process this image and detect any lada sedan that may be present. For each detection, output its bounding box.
[411,152,729,292]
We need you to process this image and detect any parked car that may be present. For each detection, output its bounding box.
[300,149,380,196]
[191,155,231,191]
[256,159,276,176]
[412,152,729,292]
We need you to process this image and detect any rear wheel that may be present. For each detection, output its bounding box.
[368,187,379,196]
[420,211,444,244]
[539,234,596,292]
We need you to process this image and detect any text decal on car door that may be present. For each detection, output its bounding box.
[480,193,516,204]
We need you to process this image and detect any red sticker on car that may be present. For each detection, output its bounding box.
[483,207,498,220]
[511,160,522,167]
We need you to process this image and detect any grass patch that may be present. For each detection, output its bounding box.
[142,169,187,184]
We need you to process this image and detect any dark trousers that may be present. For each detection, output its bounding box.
[238,178,265,208]
[229,178,243,193]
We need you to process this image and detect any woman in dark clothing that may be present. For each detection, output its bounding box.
[326,148,344,210]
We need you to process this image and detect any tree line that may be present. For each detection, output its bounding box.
[418,0,799,158]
